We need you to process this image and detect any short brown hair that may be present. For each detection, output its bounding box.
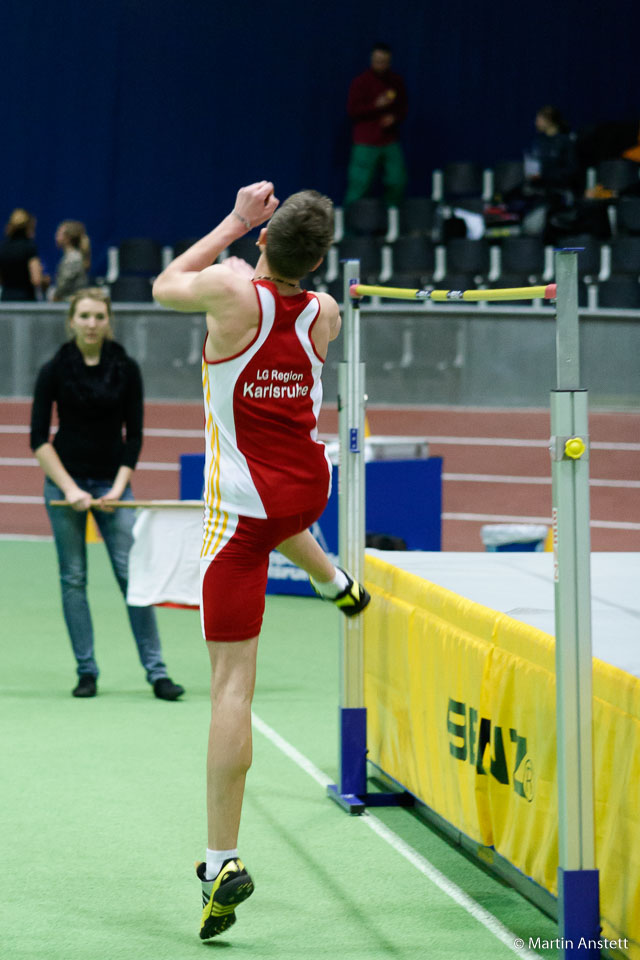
[265,190,334,279]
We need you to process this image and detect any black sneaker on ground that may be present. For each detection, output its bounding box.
[153,677,185,701]
[312,567,371,618]
[72,674,97,698]
[196,858,255,940]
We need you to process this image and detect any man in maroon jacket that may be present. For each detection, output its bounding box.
[345,42,408,207]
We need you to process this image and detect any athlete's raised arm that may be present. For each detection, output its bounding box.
[152,182,279,312]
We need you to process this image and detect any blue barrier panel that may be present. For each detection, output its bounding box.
[179,453,442,596]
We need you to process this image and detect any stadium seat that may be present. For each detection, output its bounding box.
[389,237,435,287]
[109,276,153,302]
[397,197,438,238]
[443,162,484,200]
[609,236,640,274]
[597,276,640,309]
[344,198,388,237]
[497,237,545,284]
[336,237,383,283]
[118,238,163,275]
[172,237,200,258]
[444,238,490,279]
[492,161,525,200]
[596,159,640,194]
[617,197,640,235]
[560,236,601,277]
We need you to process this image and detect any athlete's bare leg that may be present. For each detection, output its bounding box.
[276,529,335,582]
[206,636,259,849]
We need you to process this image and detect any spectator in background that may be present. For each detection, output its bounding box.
[345,42,408,207]
[526,105,578,192]
[30,287,185,701]
[0,208,44,301]
[49,220,90,301]
[507,106,579,239]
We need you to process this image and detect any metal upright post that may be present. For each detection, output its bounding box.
[551,250,600,957]
[327,260,368,813]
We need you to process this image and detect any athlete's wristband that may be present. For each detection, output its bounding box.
[232,210,251,230]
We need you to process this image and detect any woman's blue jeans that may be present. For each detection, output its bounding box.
[44,477,168,683]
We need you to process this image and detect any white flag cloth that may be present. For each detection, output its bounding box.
[127,508,202,607]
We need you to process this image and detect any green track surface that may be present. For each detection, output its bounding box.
[1,541,561,959]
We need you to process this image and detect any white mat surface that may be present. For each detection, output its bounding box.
[368,551,640,679]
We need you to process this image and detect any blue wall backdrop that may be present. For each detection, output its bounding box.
[2,0,637,275]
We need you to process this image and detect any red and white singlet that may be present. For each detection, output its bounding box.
[200,280,332,557]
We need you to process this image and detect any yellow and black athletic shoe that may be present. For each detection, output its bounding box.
[312,568,371,617]
[196,858,255,940]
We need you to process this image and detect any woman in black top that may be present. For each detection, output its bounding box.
[0,208,44,301]
[30,287,184,700]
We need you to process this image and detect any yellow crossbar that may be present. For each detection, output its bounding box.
[350,283,557,302]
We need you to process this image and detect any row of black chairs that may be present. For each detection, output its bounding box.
[340,193,640,241]
[108,236,640,308]
[433,158,640,201]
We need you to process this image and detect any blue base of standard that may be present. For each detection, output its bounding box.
[326,783,414,815]
[558,868,601,958]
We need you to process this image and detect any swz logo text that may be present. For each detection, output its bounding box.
[447,698,534,801]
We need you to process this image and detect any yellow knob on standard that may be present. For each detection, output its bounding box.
[564,437,586,460]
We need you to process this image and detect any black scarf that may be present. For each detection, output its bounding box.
[53,339,129,415]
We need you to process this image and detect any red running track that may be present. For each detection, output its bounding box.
[1,399,639,550]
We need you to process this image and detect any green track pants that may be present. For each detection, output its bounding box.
[345,142,408,207]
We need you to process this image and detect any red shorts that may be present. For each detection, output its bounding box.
[200,504,325,642]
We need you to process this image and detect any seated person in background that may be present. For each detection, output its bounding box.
[507,106,578,238]
[49,220,90,301]
[525,105,578,192]
[0,208,44,301]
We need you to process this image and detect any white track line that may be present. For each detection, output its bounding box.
[0,495,44,504]
[0,533,52,541]
[443,511,640,531]
[251,711,541,959]
[430,436,640,452]
[144,427,203,437]
[443,473,640,489]
[2,423,639,451]
[2,458,637,490]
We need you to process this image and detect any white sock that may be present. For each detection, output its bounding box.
[312,567,349,598]
[205,847,239,880]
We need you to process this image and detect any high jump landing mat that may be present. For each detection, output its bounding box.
[362,550,640,959]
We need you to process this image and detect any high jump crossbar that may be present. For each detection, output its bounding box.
[330,256,601,959]
[349,282,557,302]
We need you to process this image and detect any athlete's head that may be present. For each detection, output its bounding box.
[264,190,334,280]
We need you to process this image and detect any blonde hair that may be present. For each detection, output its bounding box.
[67,287,113,340]
[5,208,35,238]
[59,220,91,270]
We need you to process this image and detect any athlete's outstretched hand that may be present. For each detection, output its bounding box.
[233,181,279,228]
